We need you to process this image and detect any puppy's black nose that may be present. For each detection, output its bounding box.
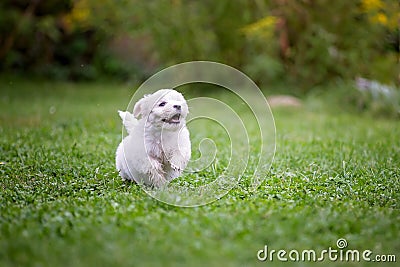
[173,105,181,110]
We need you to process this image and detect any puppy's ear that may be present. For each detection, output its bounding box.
[133,96,147,118]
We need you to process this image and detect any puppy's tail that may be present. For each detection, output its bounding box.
[118,110,138,135]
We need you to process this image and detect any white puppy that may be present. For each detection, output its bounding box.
[116,89,191,187]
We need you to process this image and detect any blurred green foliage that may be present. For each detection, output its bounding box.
[0,0,398,88]
[0,0,135,80]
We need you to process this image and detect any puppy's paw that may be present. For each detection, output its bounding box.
[169,154,189,172]
[148,159,167,187]
[170,162,182,172]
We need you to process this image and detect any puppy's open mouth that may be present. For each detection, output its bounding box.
[162,114,181,124]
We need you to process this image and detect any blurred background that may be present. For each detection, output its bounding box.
[0,0,398,114]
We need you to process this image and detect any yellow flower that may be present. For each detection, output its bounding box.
[362,0,384,12]
[375,13,388,25]
[241,16,278,38]
[71,0,91,24]
[63,0,91,30]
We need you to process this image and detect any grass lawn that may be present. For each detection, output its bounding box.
[0,79,399,266]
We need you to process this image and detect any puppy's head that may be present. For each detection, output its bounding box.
[133,89,188,130]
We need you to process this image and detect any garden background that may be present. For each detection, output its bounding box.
[1,0,399,266]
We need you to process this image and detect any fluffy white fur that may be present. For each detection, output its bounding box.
[116,89,191,187]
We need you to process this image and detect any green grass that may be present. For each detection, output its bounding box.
[0,79,399,266]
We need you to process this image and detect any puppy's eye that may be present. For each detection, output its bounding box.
[158,101,166,107]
